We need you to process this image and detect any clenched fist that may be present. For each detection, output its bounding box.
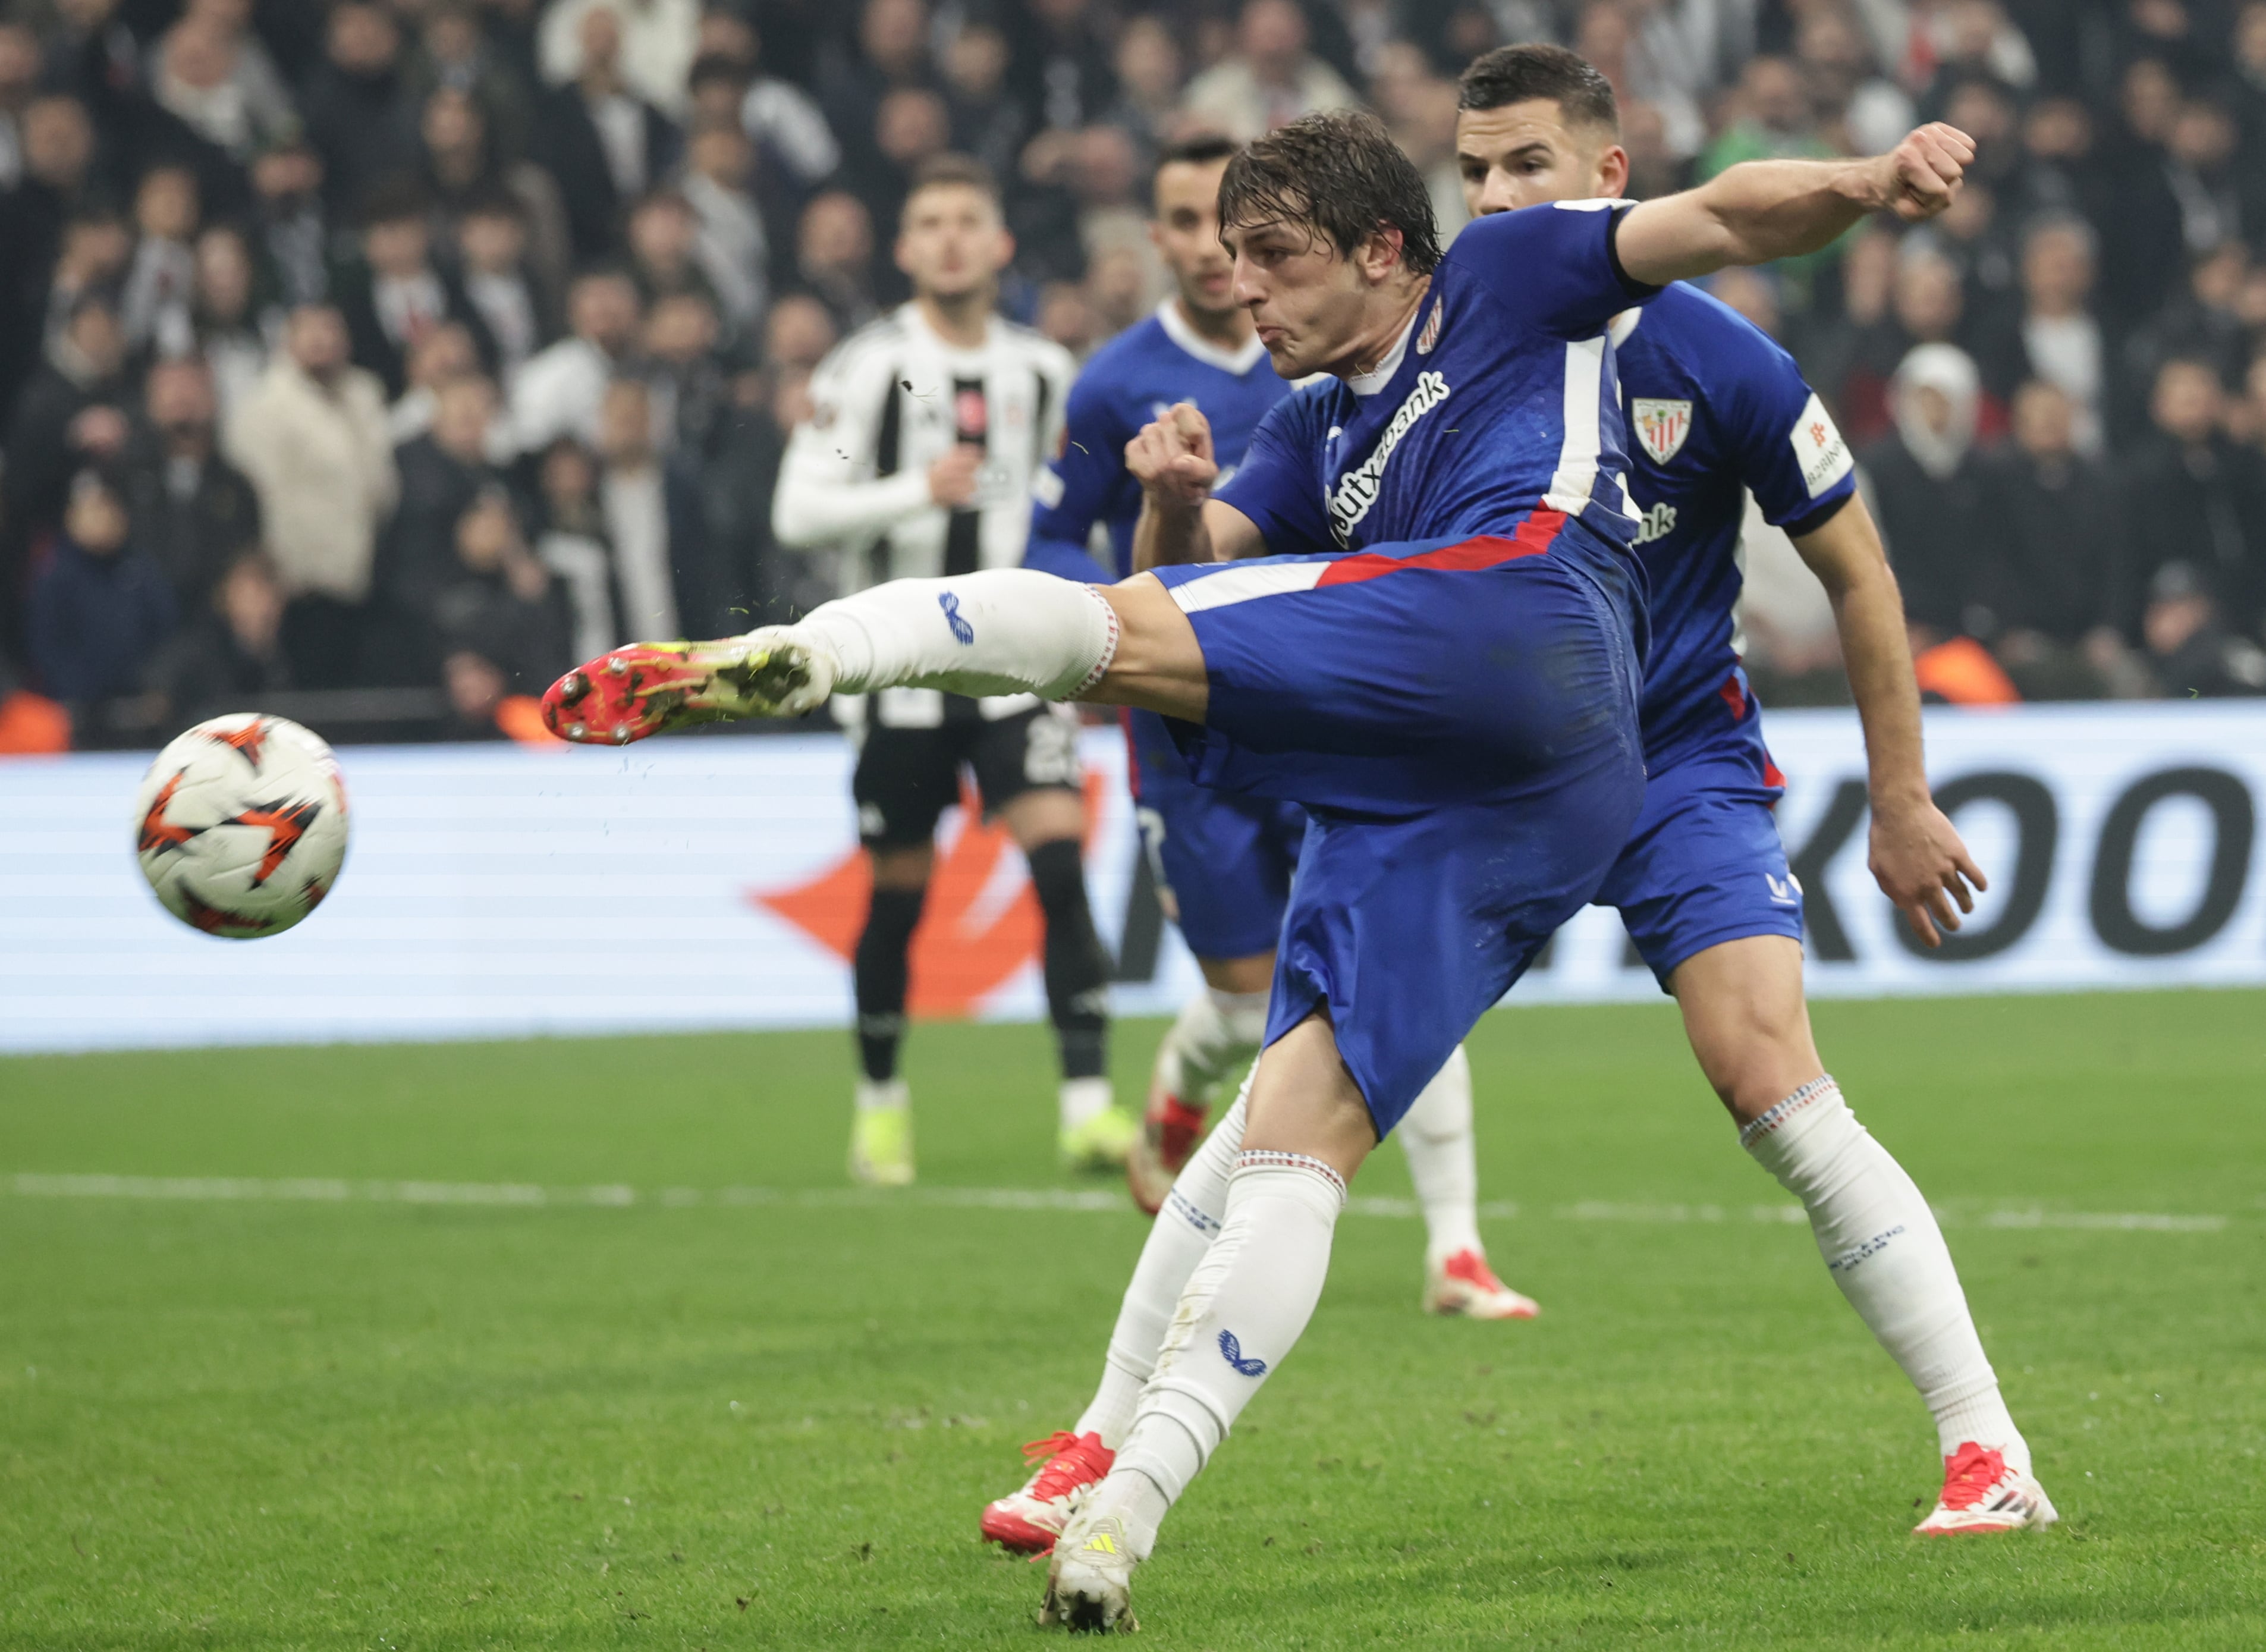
[1127,401,1217,513]
[1870,123,1975,223]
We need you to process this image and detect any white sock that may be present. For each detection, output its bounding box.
[1152,987,1269,1111]
[1398,1045,1482,1267]
[794,570,1117,701]
[1059,1075,1112,1132]
[1073,1089,1249,1448]
[854,1078,908,1113]
[1111,1150,1346,1508]
[1743,1077,2027,1470]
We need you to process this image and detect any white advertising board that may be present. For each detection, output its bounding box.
[2,704,2263,1054]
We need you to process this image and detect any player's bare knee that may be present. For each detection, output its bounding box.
[869,844,935,891]
[1243,1013,1378,1177]
[1086,577,1209,721]
[1003,789,1085,850]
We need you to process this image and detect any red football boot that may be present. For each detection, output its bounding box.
[1913,1442,2058,1534]
[541,630,834,745]
[980,1430,1115,1554]
[1126,1085,1209,1216]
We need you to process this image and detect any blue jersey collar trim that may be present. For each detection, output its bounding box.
[1156,299,1269,376]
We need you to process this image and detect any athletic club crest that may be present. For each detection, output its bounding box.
[1631,398,1693,464]
[1416,294,1443,355]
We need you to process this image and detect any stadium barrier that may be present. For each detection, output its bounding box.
[4,703,2264,1053]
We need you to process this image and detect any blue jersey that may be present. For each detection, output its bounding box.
[1611,282,1856,764]
[1026,301,1293,582]
[1216,200,1658,583]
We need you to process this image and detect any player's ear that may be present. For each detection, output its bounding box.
[993,227,1017,274]
[1598,143,1631,199]
[1360,224,1406,285]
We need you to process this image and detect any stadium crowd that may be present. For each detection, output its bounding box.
[2,0,2266,749]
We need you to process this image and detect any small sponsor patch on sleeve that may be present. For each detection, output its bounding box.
[1032,465,1065,509]
[1790,392,1853,498]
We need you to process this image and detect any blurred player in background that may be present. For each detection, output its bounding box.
[1453,46,2046,1537]
[1020,132,1533,1327]
[771,155,1135,1185]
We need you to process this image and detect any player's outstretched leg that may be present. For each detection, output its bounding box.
[981,1087,1250,1552]
[541,570,1121,743]
[1400,1046,1538,1320]
[1129,983,1268,1213]
[1677,938,2053,1534]
[1044,1018,1366,1631]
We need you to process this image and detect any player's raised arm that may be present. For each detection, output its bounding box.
[1614,124,1973,287]
[1127,402,1267,571]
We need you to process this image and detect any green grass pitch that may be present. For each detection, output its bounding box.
[3,989,2264,1649]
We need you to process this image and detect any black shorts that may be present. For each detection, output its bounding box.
[853,703,1082,849]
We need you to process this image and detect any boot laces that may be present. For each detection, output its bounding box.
[1022,1431,1110,1502]
[1938,1442,2009,1509]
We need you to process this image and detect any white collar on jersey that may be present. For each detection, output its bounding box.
[1156,297,1269,375]
[1608,307,1642,346]
[1344,304,1420,397]
[900,299,997,364]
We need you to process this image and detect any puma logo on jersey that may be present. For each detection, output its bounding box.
[1328,370,1450,547]
[1633,499,1678,545]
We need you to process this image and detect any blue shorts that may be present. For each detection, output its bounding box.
[1595,728,1802,987]
[1128,710,1306,961]
[1151,529,1646,1133]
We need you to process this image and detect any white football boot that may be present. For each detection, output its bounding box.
[1913,1442,2059,1535]
[1423,1248,1540,1320]
[1040,1506,1142,1634]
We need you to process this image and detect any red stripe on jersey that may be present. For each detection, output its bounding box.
[1312,509,1567,588]
[1718,673,1749,721]
[1120,705,1142,801]
[1762,755,1786,791]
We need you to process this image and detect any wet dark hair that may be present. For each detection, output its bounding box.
[1217,109,1440,277]
[1458,43,1621,136]
[906,152,1001,209]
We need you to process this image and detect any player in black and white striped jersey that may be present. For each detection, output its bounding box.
[772,153,1134,1185]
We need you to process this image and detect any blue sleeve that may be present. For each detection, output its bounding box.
[1025,373,1125,581]
[1715,318,1858,533]
[1214,393,1332,554]
[1450,200,1661,339]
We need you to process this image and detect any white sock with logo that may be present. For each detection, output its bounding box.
[793,570,1117,701]
[1398,1045,1483,1268]
[1108,1151,1346,1514]
[1742,1077,2028,1471]
[1153,988,1270,1111]
[1073,1090,1249,1449]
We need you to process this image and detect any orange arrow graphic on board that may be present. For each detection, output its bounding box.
[750,774,1105,1019]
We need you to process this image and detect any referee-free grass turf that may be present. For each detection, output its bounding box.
[2,990,2262,1650]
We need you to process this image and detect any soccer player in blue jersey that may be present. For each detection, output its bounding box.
[542,106,1978,1630]
[1023,132,1532,1319]
[1450,46,2048,1541]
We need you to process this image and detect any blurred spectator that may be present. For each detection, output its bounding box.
[678,125,768,328]
[644,289,730,456]
[822,0,935,172]
[941,24,1023,183]
[510,266,642,454]
[406,2,536,166]
[149,1,297,166]
[762,292,838,374]
[595,374,713,639]
[372,369,502,681]
[531,435,618,659]
[1701,54,1828,175]
[121,356,262,613]
[1183,0,1360,142]
[302,2,422,219]
[1106,17,1184,152]
[2014,215,2107,454]
[387,322,483,445]
[1572,0,1702,161]
[189,224,272,426]
[1011,0,1117,136]
[2123,244,2252,431]
[729,32,839,190]
[249,137,329,310]
[0,95,98,419]
[791,189,882,332]
[1863,344,1990,645]
[27,468,175,703]
[336,181,498,399]
[626,187,719,310]
[2117,357,2266,641]
[454,190,553,386]
[156,547,293,720]
[432,486,573,706]
[0,23,40,190]
[1795,8,1912,158]
[417,84,573,304]
[536,5,682,262]
[539,0,700,119]
[2163,99,2247,257]
[1706,267,1781,339]
[3,295,131,645]
[225,303,398,686]
[121,165,202,360]
[1976,381,2124,698]
[2142,560,2266,696]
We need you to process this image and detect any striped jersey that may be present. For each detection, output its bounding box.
[1216,200,1658,583]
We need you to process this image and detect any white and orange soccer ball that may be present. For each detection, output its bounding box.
[130,714,350,938]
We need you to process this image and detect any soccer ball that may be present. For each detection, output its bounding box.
[131,714,350,938]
